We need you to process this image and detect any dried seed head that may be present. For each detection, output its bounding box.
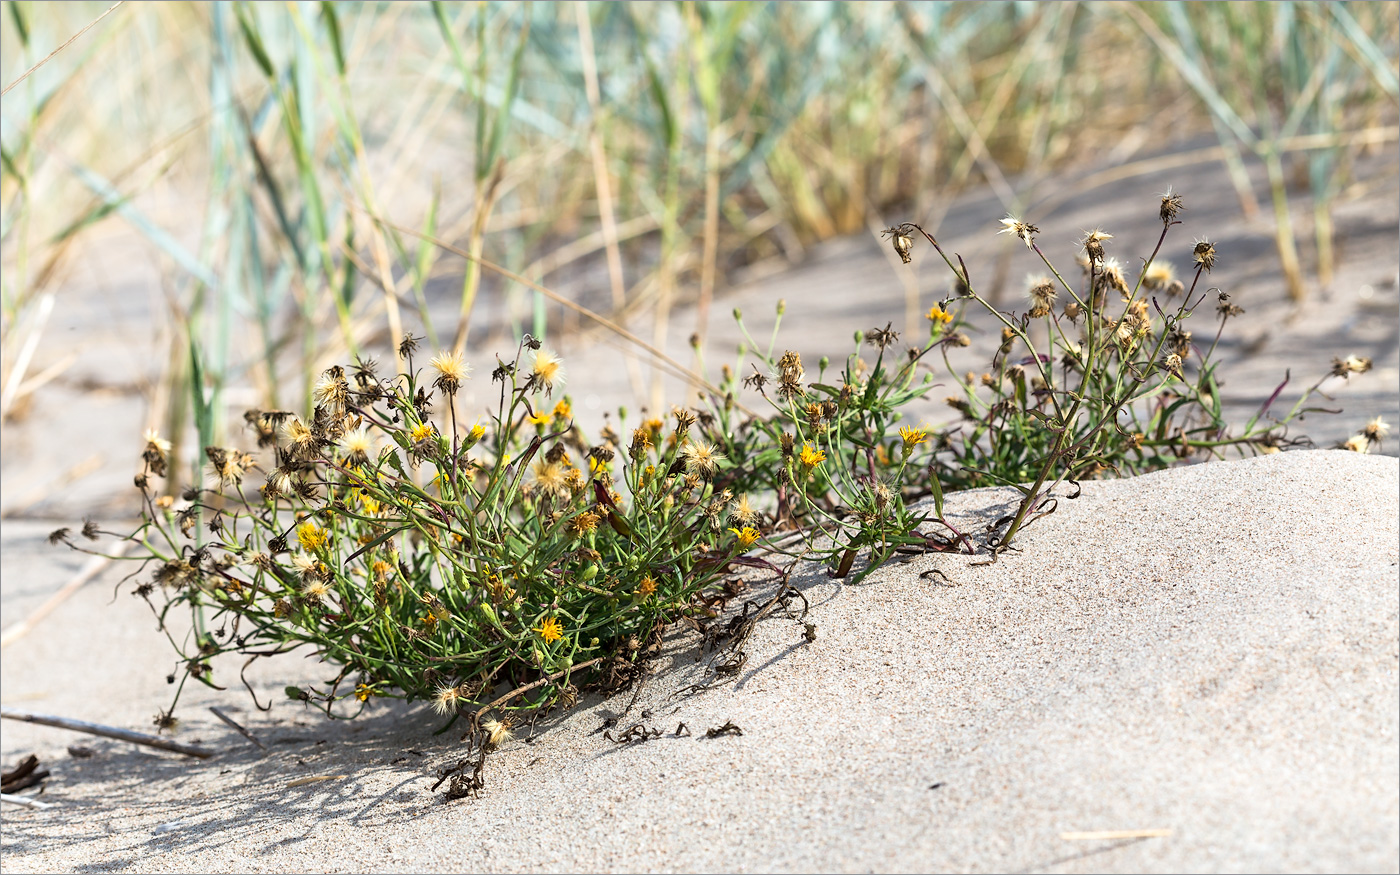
[142,428,171,478]
[1216,291,1245,319]
[729,493,759,527]
[1330,355,1373,378]
[1082,228,1113,264]
[1063,301,1082,322]
[867,324,900,351]
[742,365,769,393]
[1342,435,1370,454]
[998,215,1039,250]
[870,479,893,510]
[1159,188,1185,224]
[1027,277,1057,318]
[205,446,254,488]
[429,350,471,397]
[672,407,696,440]
[527,348,566,396]
[481,716,515,750]
[777,350,805,400]
[338,426,372,468]
[1141,262,1176,292]
[1168,327,1193,359]
[1363,416,1390,447]
[313,366,350,419]
[281,416,317,459]
[432,683,461,717]
[881,224,917,264]
[680,440,724,478]
[1095,258,1130,299]
[1192,238,1217,271]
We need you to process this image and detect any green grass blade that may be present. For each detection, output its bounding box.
[1328,2,1399,96]
[234,1,276,79]
[320,1,346,76]
[64,161,218,288]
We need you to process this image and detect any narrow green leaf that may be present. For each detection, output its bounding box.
[320,1,346,76]
[189,337,214,451]
[234,1,276,79]
[484,10,530,174]
[9,1,29,47]
[65,161,218,288]
[1328,3,1399,96]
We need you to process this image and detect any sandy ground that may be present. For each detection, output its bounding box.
[0,451,1396,873]
[1,137,1398,872]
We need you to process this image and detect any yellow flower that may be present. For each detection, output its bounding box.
[358,493,381,516]
[355,684,373,703]
[410,422,434,443]
[798,443,826,468]
[899,425,929,449]
[421,613,438,632]
[569,511,600,537]
[729,526,761,549]
[926,305,953,324]
[526,410,552,427]
[898,426,929,459]
[467,423,486,444]
[297,522,330,552]
[636,576,657,599]
[532,460,569,497]
[536,616,564,643]
[552,399,572,421]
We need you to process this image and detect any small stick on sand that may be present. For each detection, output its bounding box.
[1,792,57,809]
[1,707,213,759]
[1060,829,1173,841]
[208,707,266,750]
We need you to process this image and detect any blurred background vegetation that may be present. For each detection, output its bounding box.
[2,1,1396,478]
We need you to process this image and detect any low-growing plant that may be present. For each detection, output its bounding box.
[52,189,1376,769]
[880,189,1373,555]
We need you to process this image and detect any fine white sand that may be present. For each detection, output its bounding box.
[2,449,1396,873]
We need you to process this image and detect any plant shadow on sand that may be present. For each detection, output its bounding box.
[2,550,877,862]
[4,703,459,864]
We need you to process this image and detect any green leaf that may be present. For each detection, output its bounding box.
[320,1,346,76]
[234,2,276,79]
[188,338,214,451]
[9,1,29,47]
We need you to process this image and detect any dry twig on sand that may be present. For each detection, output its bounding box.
[1,707,214,759]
